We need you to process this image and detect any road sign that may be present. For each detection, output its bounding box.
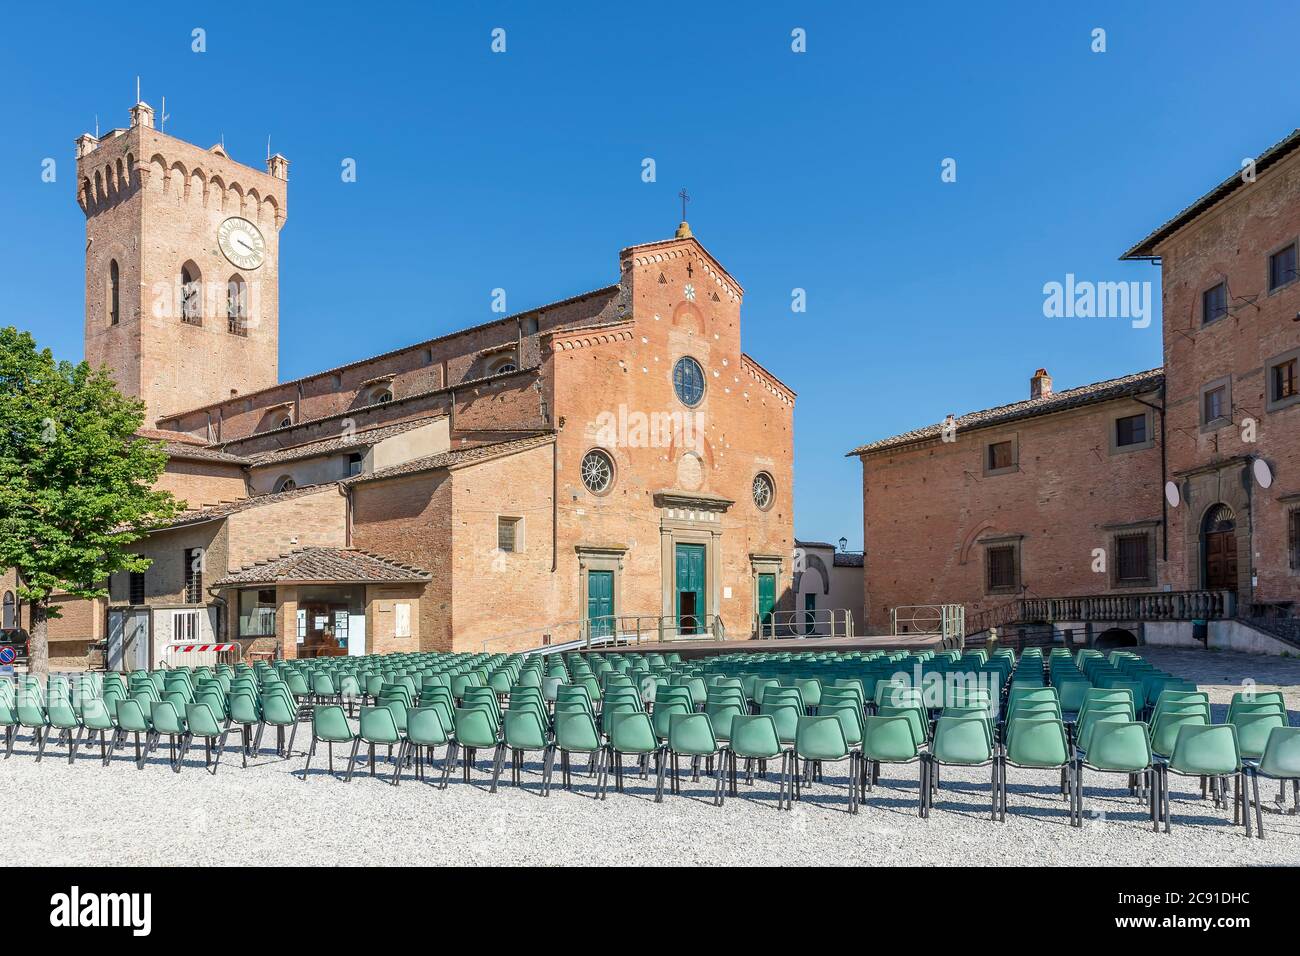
[0,647,15,665]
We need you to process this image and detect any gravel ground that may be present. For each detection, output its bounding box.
[1,647,1296,867]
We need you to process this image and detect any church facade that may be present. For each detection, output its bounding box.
[3,101,796,667]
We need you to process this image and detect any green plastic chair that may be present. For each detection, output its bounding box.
[1247,726,1300,840]
[547,710,601,794]
[47,693,82,765]
[16,684,50,761]
[861,714,926,815]
[598,711,660,800]
[149,700,189,772]
[658,712,724,805]
[1000,717,1074,825]
[925,715,996,820]
[347,706,403,785]
[257,689,300,759]
[112,698,152,770]
[301,705,357,780]
[450,706,502,786]
[184,702,230,775]
[725,713,790,808]
[791,715,858,814]
[1160,723,1249,836]
[1075,719,1156,830]
[495,707,550,793]
[79,697,116,766]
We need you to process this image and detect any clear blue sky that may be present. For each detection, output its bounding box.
[3,1,1297,547]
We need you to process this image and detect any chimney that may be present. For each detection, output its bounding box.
[75,133,99,158]
[1030,368,1052,400]
[129,101,155,129]
[267,153,290,181]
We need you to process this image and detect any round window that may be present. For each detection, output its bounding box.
[673,356,705,407]
[581,449,615,495]
[274,476,297,493]
[752,472,775,511]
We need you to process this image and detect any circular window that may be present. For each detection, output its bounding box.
[672,356,705,407]
[580,449,615,495]
[273,476,297,493]
[752,472,775,511]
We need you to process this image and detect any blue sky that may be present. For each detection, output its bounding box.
[3,1,1297,547]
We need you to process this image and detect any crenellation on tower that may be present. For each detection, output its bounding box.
[78,101,288,426]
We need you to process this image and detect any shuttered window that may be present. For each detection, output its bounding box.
[1115,533,1152,585]
[986,545,1017,591]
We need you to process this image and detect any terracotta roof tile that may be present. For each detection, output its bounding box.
[847,368,1163,457]
[344,433,555,485]
[214,547,431,586]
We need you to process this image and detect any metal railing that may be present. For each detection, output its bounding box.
[752,608,854,640]
[479,613,725,654]
[891,604,965,646]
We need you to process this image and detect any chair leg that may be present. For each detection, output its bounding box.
[211,731,230,775]
[344,737,362,783]
[490,743,506,794]
[654,748,667,803]
[440,742,455,789]
[1251,771,1265,839]
[285,720,300,759]
[302,737,316,780]
[67,726,82,765]
[391,741,406,786]
[541,744,556,797]
[1239,771,1252,838]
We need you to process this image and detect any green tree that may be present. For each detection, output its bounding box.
[0,328,179,675]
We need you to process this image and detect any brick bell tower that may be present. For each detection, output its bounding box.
[76,100,288,426]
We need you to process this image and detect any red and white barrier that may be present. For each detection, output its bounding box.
[171,643,238,654]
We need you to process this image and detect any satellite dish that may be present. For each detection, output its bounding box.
[1253,458,1274,489]
[1164,480,1181,508]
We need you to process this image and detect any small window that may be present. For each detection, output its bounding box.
[1202,384,1228,425]
[227,274,248,336]
[370,388,393,404]
[985,545,1018,592]
[129,571,145,605]
[183,548,203,604]
[108,260,120,326]
[181,264,202,325]
[1202,282,1228,325]
[1115,413,1147,448]
[752,472,775,511]
[497,516,520,553]
[273,475,297,493]
[1269,243,1297,292]
[278,416,292,429]
[673,356,705,407]
[581,449,615,495]
[490,360,517,375]
[347,452,364,477]
[1271,357,1297,405]
[1114,533,1152,586]
[2,591,14,629]
[1290,509,1300,571]
[987,440,1015,472]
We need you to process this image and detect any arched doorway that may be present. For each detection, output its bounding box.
[1095,627,1138,650]
[1201,504,1238,591]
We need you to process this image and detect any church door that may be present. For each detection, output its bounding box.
[587,571,614,639]
[675,544,706,635]
[1202,505,1238,591]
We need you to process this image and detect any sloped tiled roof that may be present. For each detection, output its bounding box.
[165,483,337,528]
[846,368,1164,457]
[162,441,253,465]
[214,547,431,586]
[1122,128,1300,259]
[344,433,555,485]
[240,418,439,466]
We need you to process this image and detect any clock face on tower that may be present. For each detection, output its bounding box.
[217,217,266,270]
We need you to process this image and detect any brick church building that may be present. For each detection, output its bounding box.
[1,101,796,667]
[851,127,1300,650]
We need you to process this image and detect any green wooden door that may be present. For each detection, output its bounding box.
[674,544,706,634]
[587,571,614,638]
[804,590,816,634]
[757,573,777,637]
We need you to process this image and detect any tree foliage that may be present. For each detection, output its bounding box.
[0,327,179,673]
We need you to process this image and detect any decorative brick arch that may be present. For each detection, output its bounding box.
[671,300,705,334]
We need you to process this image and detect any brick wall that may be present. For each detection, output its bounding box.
[156,458,247,510]
[859,393,1163,632]
[224,486,347,572]
[1151,149,1300,604]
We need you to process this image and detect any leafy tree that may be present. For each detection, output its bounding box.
[0,328,179,675]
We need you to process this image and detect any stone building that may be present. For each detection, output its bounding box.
[1,101,796,668]
[850,125,1300,651]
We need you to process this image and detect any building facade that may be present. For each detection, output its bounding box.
[851,126,1300,649]
[7,101,796,667]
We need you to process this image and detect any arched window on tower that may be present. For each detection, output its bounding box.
[108,260,120,325]
[181,262,202,325]
[226,274,248,336]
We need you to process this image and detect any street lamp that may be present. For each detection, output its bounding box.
[838,537,847,553]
